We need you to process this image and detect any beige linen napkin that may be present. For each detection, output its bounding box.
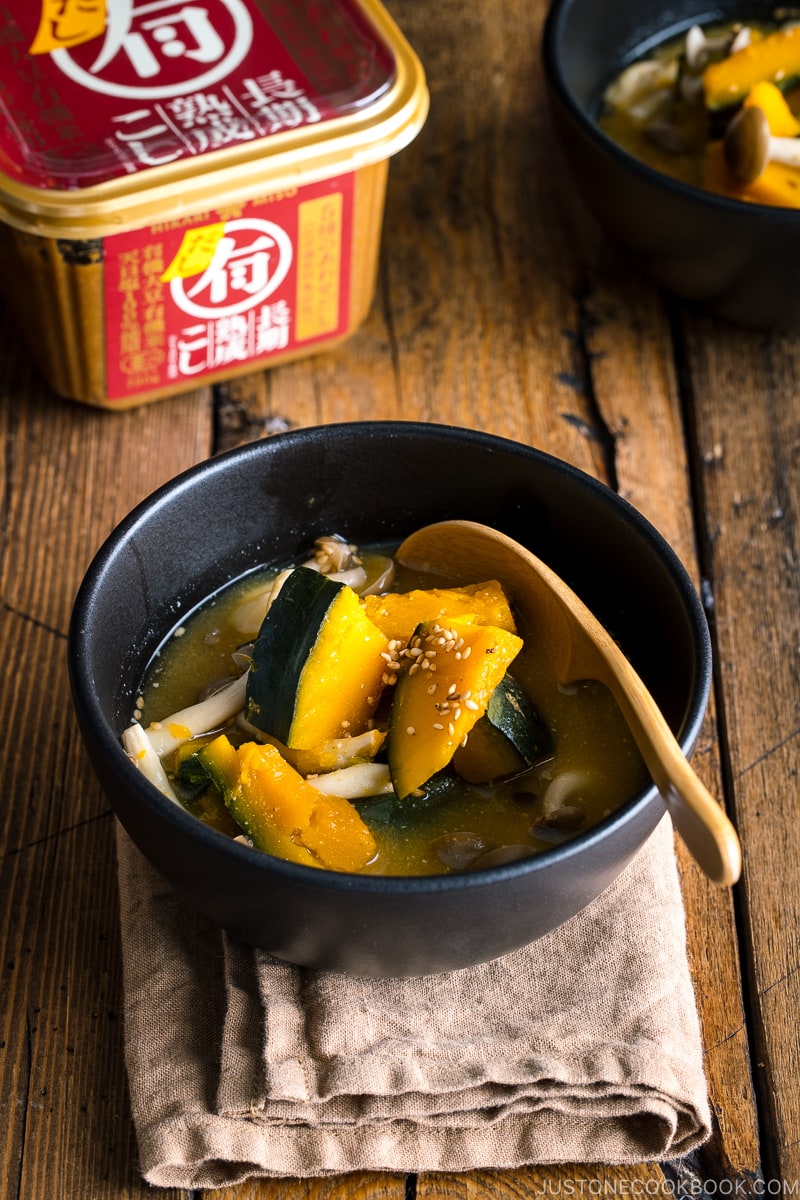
[115,815,711,1189]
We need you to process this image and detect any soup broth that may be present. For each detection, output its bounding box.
[130,539,648,876]
[598,14,800,209]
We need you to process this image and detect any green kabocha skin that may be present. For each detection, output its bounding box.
[245,566,389,749]
[452,672,552,783]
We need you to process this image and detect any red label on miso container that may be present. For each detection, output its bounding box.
[103,175,354,400]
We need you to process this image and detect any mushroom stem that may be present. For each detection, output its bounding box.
[724,105,800,184]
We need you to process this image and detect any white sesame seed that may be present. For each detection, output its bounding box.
[427,683,437,695]
[465,699,479,711]
[448,722,455,736]
[433,722,444,731]
[407,726,416,735]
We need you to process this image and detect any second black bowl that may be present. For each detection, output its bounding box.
[542,0,800,328]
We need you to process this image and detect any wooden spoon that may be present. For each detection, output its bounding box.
[397,519,742,886]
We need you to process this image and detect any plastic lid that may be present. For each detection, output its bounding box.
[0,0,428,236]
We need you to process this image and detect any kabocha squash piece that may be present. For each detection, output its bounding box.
[730,157,800,207]
[452,673,552,784]
[703,25,800,111]
[173,742,242,835]
[362,580,516,644]
[245,567,389,748]
[198,734,377,871]
[743,80,800,137]
[198,734,317,865]
[704,139,800,208]
[388,618,523,800]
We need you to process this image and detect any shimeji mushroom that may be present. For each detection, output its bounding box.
[684,22,751,73]
[724,104,800,183]
[122,721,181,804]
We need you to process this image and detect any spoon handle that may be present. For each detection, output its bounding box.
[602,651,742,886]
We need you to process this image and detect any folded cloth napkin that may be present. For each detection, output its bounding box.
[115,815,711,1189]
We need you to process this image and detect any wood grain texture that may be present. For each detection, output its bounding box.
[0,0,788,1193]
[0,319,212,1198]
[680,316,800,1183]
[211,1175,407,1200]
[579,272,760,1180]
[418,1164,673,1199]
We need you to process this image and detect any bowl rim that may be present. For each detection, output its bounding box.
[68,419,712,896]
[541,0,800,224]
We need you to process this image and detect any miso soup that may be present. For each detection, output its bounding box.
[598,15,800,209]
[124,535,648,876]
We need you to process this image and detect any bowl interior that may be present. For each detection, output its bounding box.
[545,0,787,130]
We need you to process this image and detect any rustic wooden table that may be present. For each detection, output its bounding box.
[2,0,798,1195]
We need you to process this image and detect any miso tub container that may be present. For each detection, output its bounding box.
[0,0,428,408]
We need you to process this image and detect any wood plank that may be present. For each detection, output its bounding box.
[419,1163,675,1199]
[211,1175,407,1200]
[0,382,213,632]
[0,320,213,1198]
[0,621,189,1199]
[681,314,800,1182]
[583,273,760,1182]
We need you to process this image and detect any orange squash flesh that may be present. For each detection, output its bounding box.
[201,735,377,871]
[743,79,800,136]
[388,618,523,800]
[702,25,800,110]
[362,580,516,645]
[289,584,389,747]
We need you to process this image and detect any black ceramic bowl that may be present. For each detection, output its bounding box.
[542,0,800,328]
[68,422,710,977]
